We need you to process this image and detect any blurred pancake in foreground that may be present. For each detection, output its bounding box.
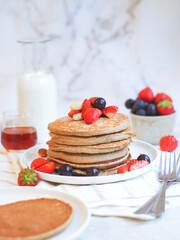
[0,198,73,240]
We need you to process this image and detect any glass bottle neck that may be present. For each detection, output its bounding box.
[18,39,50,74]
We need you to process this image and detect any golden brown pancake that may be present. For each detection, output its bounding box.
[49,127,135,146]
[47,138,131,154]
[47,147,128,163]
[48,151,130,170]
[0,198,73,240]
[47,111,135,176]
[48,113,129,137]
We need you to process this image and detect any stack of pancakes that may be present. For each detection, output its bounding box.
[47,113,135,176]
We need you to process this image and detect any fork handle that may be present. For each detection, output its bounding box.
[149,180,167,216]
[134,181,174,215]
[134,193,159,215]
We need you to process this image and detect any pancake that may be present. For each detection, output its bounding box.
[48,151,130,170]
[0,198,73,240]
[48,113,129,137]
[71,162,130,176]
[47,147,128,163]
[49,127,135,146]
[47,138,131,154]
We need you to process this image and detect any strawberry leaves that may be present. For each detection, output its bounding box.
[157,100,173,108]
[157,100,174,115]
[18,167,38,186]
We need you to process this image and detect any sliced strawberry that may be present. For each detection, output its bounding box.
[89,97,98,105]
[36,161,56,174]
[31,158,50,170]
[157,100,174,115]
[138,87,154,103]
[102,106,118,118]
[18,167,38,186]
[159,136,178,152]
[154,93,172,104]
[68,109,81,118]
[117,165,128,174]
[83,108,102,124]
[129,160,149,171]
[82,99,93,118]
[127,159,138,170]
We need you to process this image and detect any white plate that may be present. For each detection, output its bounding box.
[0,187,90,240]
[20,139,158,185]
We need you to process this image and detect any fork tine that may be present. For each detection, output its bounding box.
[158,152,163,177]
[173,152,176,175]
[168,152,172,175]
[176,154,180,177]
[164,152,167,175]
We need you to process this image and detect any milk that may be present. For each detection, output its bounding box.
[18,71,58,143]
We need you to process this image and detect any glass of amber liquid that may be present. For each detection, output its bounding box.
[1,110,37,151]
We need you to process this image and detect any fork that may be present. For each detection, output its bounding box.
[134,152,177,217]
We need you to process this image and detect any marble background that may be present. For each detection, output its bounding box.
[0,0,180,134]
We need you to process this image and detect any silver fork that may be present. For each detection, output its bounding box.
[134,152,177,217]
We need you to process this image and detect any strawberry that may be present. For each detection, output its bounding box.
[159,136,178,152]
[138,87,154,103]
[157,100,174,115]
[18,167,38,186]
[127,159,138,169]
[36,161,56,174]
[31,158,56,174]
[89,97,98,105]
[82,99,92,118]
[68,109,81,118]
[117,165,128,174]
[128,160,149,171]
[154,93,172,104]
[31,158,49,169]
[102,106,118,118]
[83,108,102,124]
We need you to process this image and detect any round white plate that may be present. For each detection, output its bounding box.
[20,139,158,185]
[0,187,90,240]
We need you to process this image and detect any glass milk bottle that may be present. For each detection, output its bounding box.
[17,38,58,143]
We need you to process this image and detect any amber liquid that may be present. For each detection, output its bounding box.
[1,127,37,150]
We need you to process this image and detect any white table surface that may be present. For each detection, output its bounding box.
[1,144,180,240]
[1,1,180,239]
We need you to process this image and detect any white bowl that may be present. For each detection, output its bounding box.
[130,112,176,145]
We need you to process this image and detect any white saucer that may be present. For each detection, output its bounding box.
[0,187,90,240]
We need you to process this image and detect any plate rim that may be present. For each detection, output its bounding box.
[0,186,90,240]
[20,139,158,185]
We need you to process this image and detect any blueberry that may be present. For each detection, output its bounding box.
[131,99,147,113]
[136,109,146,116]
[146,103,157,116]
[59,164,73,176]
[86,167,99,176]
[125,99,135,109]
[93,98,106,110]
[137,154,151,163]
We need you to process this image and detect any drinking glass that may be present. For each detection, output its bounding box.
[1,110,37,151]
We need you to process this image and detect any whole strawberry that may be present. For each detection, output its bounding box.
[83,108,102,124]
[138,87,154,103]
[159,136,178,152]
[157,100,174,115]
[154,93,172,104]
[18,167,38,186]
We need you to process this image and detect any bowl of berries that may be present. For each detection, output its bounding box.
[125,87,176,145]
